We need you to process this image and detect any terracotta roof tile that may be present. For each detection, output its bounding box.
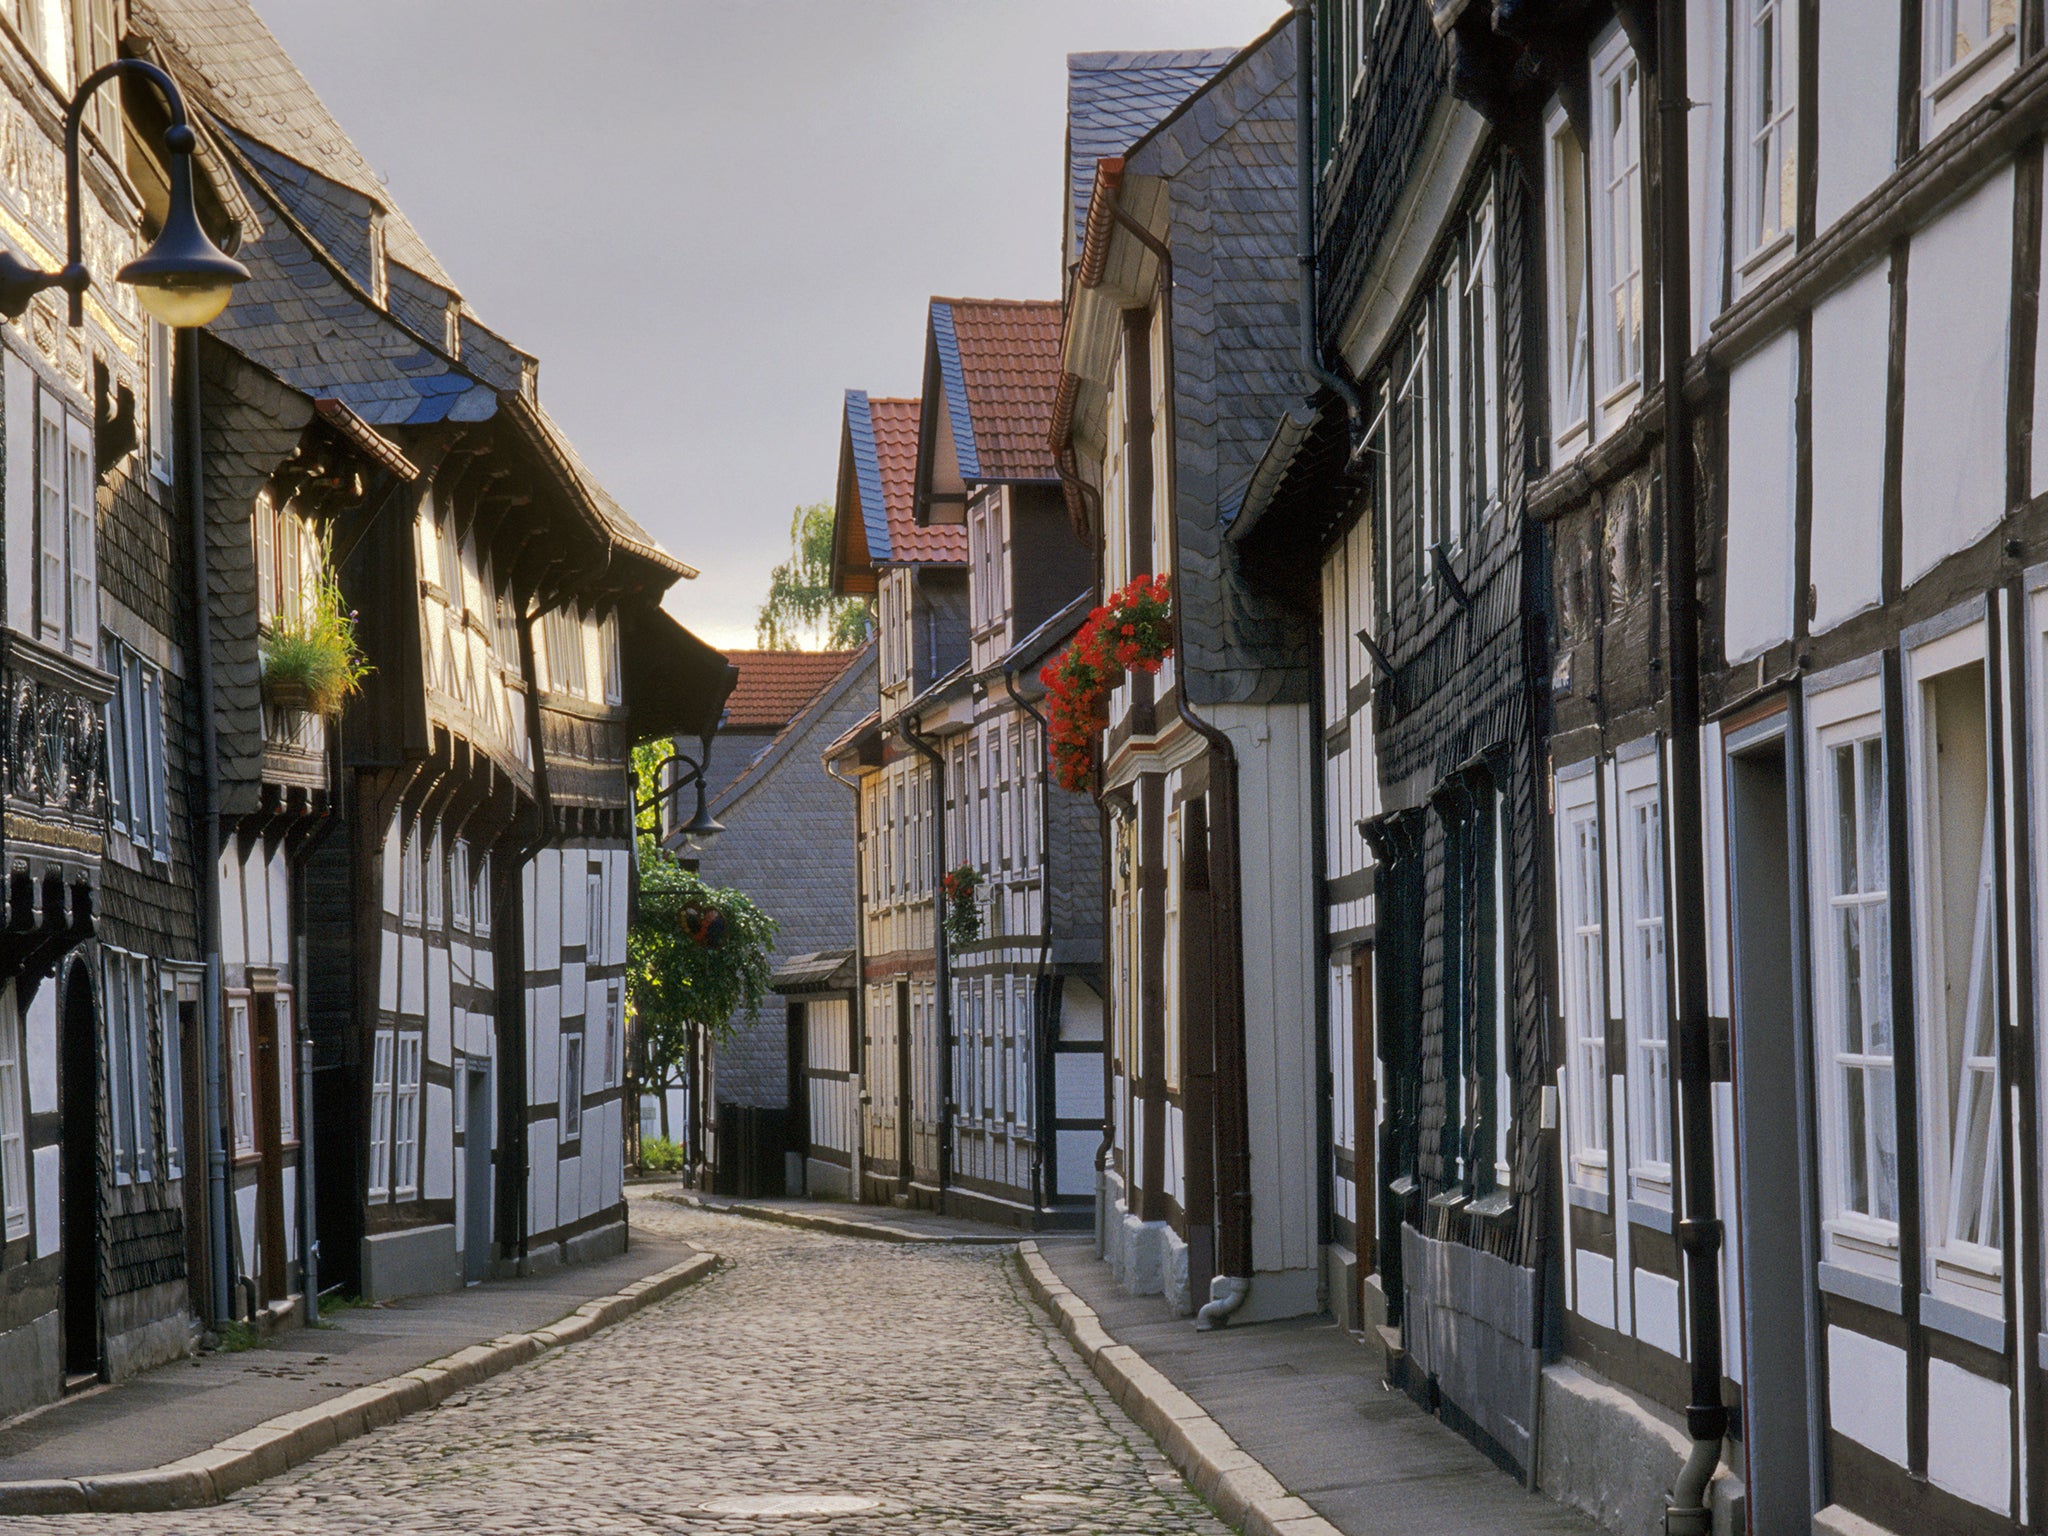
[719,650,865,730]
[870,397,964,563]
[932,298,1062,483]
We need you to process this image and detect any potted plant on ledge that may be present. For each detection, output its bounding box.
[261,569,371,717]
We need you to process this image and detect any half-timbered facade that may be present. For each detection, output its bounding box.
[826,389,967,1207]
[902,296,1103,1229]
[1054,23,1326,1323]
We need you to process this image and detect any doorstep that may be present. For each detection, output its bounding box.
[0,1229,714,1513]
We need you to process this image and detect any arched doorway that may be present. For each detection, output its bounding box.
[58,958,100,1381]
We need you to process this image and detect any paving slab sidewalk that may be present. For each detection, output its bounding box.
[0,1228,707,1502]
[1029,1234,1595,1536]
[651,1186,1022,1245]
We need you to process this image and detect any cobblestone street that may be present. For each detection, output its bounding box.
[7,1195,1230,1535]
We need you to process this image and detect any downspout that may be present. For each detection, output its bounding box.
[825,753,868,1200]
[1003,667,1057,1212]
[1108,203,1255,1330]
[896,695,952,1208]
[1295,0,1364,444]
[178,328,231,1328]
[1655,1,1728,1529]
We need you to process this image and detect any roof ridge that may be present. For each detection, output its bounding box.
[1066,47,1241,69]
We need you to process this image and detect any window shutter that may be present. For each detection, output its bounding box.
[146,667,168,860]
[65,411,93,654]
[104,641,127,834]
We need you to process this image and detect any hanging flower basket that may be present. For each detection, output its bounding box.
[679,902,729,950]
[1039,575,1173,794]
[941,864,984,949]
[260,566,371,717]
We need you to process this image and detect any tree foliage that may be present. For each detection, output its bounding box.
[755,501,871,651]
[630,844,778,1087]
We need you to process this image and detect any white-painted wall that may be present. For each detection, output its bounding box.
[1724,330,1800,662]
[1809,260,1891,633]
[1814,0,1901,232]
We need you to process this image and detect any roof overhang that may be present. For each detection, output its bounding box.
[620,607,737,744]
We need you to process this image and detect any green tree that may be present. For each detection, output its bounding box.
[755,501,871,651]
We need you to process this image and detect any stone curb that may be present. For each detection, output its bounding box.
[656,1190,1018,1247]
[0,1249,720,1515]
[1016,1241,1344,1536]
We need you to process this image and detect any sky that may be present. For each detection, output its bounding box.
[253,0,1288,653]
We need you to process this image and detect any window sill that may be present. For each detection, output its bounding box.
[1567,1183,1611,1214]
[1819,1259,1902,1314]
[1626,1198,1674,1233]
[1736,232,1794,293]
[1928,27,2015,111]
[1921,1291,2004,1352]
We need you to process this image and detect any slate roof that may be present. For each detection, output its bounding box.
[769,950,857,995]
[713,644,878,814]
[846,391,963,566]
[1066,49,1237,261]
[719,650,866,731]
[931,298,1062,483]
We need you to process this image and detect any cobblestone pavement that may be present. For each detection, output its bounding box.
[13,1195,1233,1535]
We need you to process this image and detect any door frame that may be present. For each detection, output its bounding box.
[58,960,100,1380]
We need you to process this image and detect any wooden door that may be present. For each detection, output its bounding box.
[252,996,287,1304]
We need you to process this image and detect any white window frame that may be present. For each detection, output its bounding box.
[1545,100,1591,454]
[1590,28,1645,408]
[400,819,422,923]
[228,994,254,1156]
[1555,768,1610,1192]
[604,980,622,1089]
[148,320,174,483]
[1924,0,2019,135]
[1400,312,1436,588]
[275,991,297,1145]
[160,972,181,1181]
[1737,0,1797,271]
[474,853,493,939]
[1806,670,1900,1278]
[36,392,63,643]
[65,412,93,657]
[424,824,443,929]
[1904,623,2003,1310]
[393,1030,421,1197]
[560,1033,584,1141]
[1618,751,1672,1202]
[587,864,604,958]
[1460,187,1501,532]
[368,1028,394,1197]
[0,988,25,1239]
[451,840,471,932]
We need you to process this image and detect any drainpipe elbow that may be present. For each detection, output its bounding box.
[1195,1273,1250,1331]
[1663,1436,1721,1536]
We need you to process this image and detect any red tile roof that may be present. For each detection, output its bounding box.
[941,298,1063,482]
[870,396,965,563]
[719,649,866,730]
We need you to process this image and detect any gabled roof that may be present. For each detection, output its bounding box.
[719,650,866,731]
[836,391,962,591]
[927,298,1062,488]
[711,643,878,817]
[1065,49,1237,265]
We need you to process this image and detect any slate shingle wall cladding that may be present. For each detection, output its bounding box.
[1046,781,1103,967]
[196,338,316,819]
[695,654,877,1109]
[1129,27,1316,707]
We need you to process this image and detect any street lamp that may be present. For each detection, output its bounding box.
[0,58,248,328]
[636,736,724,852]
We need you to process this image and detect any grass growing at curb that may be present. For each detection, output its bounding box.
[210,1320,262,1354]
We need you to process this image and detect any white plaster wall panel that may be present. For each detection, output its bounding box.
[453,1154,465,1250]
[527,1121,555,1229]
[1903,167,2013,586]
[31,1143,56,1256]
[560,848,587,956]
[378,930,398,1013]
[4,350,33,636]
[1814,0,1901,231]
[1217,702,1319,1280]
[1329,960,1353,1156]
[1633,1268,1684,1357]
[236,1184,257,1276]
[580,1130,601,1214]
[424,1083,452,1200]
[1809,261,1890,633]
[1829,1325,1909,1465]
[586,979,605,1067]
[1927,1358,2012,1511]
[531,984,559,1106]
[427,949,451,1062]
[1576,1248,1617,1329]
[521,860,536,951]
[600,1099,623,1209]
[242,851,268,966]
[2034,185,2048,495]
[534,850,559,959]
[1724,330,1800,661]
[608,849,629,966]
[282,1168,297,1260]
[476,945,493,991]
[25,982,54,1114]
[561,960,585,1015]
[267,849,289,966]
[1164,1099,1183,1211]
[556,1153,581,1228]
[451,940,470,990]
[1714,1079,1743,1382]
[1610,1073,1633,1333]
[400,932,425,1017]
[219,853,245,967]
[1687,0,1727,343]
[384,820,404,916]
[1696,724,1731,1018]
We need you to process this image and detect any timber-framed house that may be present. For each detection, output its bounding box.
[144,0,731,1309]
[1054,22,1327,1323]
[899,295,1104,1230]
[824,388,967,1208]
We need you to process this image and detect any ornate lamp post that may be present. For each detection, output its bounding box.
[0,57,247,327]
[636,735,725,851]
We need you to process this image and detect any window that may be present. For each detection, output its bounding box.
[599,611,622,705]
[587,864,604,957]
[393,1031,421,1195]
[1438,773,1505,1194]
[1929,0,2017,78]
[162,977,182,1181]
[1591,32,1645,399]
[544,605,587,697]
[1546,105,1591,446]
[0,989,24,1240]
[1909,646,2000,1304]
[400,819,422,922]
[1557,775,1609,1189]
[105,642,170,863]
[561,1033,584,1141]
[1400,314,1437,585]
[65,413,93,653]
[425,825,444,928]
[1458,190,1500,531]
[275,993,296,1144]
[604,981,622,1088]
[73,0,118,143]
[148,320,173,483]
[1621,772,1671,1198]
[1741,0,1797,259]
[368,1029,394,1196]
[474,853,492,939]
[451,840,471,931]
[228,996,254,1156]
[1812,700,1898,1258]
[37,396,62,642]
